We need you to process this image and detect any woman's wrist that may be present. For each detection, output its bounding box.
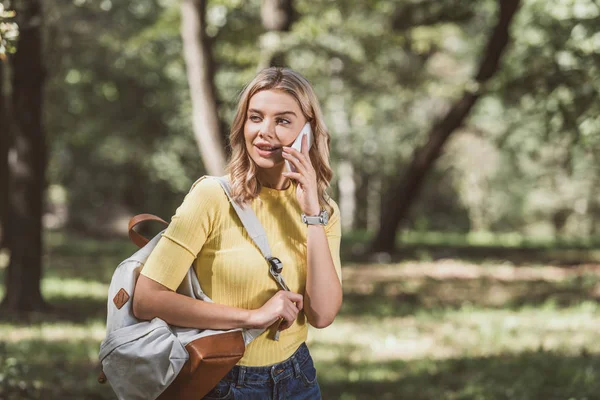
[304,206,321,216]
[242,309,257,329]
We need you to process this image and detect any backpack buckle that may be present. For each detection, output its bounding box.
[267,257,289,291]
[267,257,283,274]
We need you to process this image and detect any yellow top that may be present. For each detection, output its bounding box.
[140,176,342,366]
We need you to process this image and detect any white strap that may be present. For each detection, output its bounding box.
[212,176,273,260]
[212,176,289,341]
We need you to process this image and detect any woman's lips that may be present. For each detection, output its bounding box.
[255,146,281,158]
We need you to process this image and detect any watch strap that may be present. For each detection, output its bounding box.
[302,210,327,225]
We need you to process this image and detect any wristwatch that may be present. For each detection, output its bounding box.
[301,209,329,225]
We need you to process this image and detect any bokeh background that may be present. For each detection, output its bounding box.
[2,0,600,399]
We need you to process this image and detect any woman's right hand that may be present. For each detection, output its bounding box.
[248,290,304,331]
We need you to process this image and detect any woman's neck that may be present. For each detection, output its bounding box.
[257,169,291,190]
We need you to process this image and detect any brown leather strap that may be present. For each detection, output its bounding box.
[128,214,168,248]
[98,370,107,384]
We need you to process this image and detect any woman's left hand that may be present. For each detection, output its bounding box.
[281,134,321,216]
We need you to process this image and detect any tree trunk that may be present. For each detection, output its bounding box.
[258,0,295,69]
[180,0,227,176]
[366,174,381,233]
[338,161,355,232]
[354,171,369,231]
[369,0,521,253]
[1,0,49,313]
[0,60,9,250]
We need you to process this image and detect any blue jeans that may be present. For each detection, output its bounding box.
[203,343,322,400]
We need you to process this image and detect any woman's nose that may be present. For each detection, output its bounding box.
[259,119,276,138]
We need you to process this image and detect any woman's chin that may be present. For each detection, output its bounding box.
[252,157,284,170]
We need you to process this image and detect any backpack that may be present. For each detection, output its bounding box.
[98,175,288,400]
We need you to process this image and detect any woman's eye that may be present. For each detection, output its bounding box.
[276,118,290,125]
[249,115,261,122]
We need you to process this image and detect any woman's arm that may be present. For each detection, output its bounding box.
[133,274,304,330]
[304,224,342,328]
[281,135,343,329]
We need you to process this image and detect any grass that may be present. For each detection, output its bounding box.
[1,230,600,399]
[343,230,600,265]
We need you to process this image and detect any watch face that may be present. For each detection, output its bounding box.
[321,210,329,224]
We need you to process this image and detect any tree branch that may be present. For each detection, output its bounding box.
[369,0,521,254]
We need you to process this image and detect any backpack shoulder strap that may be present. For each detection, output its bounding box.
[210,175,274,261]
[211,176,290,340]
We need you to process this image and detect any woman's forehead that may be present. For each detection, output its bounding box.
[248,89,301,114]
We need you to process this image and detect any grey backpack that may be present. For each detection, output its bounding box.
[98,176,289,400]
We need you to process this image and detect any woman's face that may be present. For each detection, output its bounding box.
[244,89,308,171]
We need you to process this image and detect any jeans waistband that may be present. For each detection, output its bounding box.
[223,343,311,385]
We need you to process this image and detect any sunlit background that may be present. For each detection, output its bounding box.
[1,0,600,398]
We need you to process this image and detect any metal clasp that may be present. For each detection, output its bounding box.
[267,257,289,291]
[267,257,284,274]
[266,257,290,341]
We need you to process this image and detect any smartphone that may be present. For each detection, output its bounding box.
[285,122,313,173]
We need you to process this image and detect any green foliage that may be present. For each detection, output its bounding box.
[0,3,18,60]
[0,342,42,400]
[461,0,600,238]
[40,0,600,239]
[44,0,202,230]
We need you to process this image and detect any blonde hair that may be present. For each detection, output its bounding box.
[226,67,334,215]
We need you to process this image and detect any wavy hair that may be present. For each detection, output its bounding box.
[226,67,334,215]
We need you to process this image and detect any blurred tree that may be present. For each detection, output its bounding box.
[0,59,8,250]
[370,0,521,253]
[43,0,199,233]
[487,0,600,238]
[1,0,48,313]
[258,0,295,68]
[0,2,18,250]
[181,0,227,176]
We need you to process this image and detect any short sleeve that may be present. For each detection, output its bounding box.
[140,177,226,291]
[325,199,342,283]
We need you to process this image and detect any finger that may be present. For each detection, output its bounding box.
[287,301,300,317]
[301,133,310,158]
[284,147,312,172]
[284,292,304,311]
[265,316,281,329]
[280,309,295,326]
[287,310,298,325]
[282,151,307,175]
[285,291,304,304]
[272,318,285,332]
[281,291,303,301]
[281,171,308,187]
[285,299,300,317]
[279,319,292,331]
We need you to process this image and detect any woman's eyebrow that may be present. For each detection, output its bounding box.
[275,111,297,117]
[248,108,297,117]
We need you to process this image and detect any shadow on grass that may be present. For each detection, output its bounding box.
[340,276,600,319]
[317,350,600,400]
[342,242,600,266]
[0,296,107,326]
[1,231,599,327]
[2,337,598,400]
[39,230,136,284]
[1,267,597,325]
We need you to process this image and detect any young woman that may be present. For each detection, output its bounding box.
[133,67,342,399]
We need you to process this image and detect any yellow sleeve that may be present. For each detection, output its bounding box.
[325,199,342,283]
[141,177,226,291]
